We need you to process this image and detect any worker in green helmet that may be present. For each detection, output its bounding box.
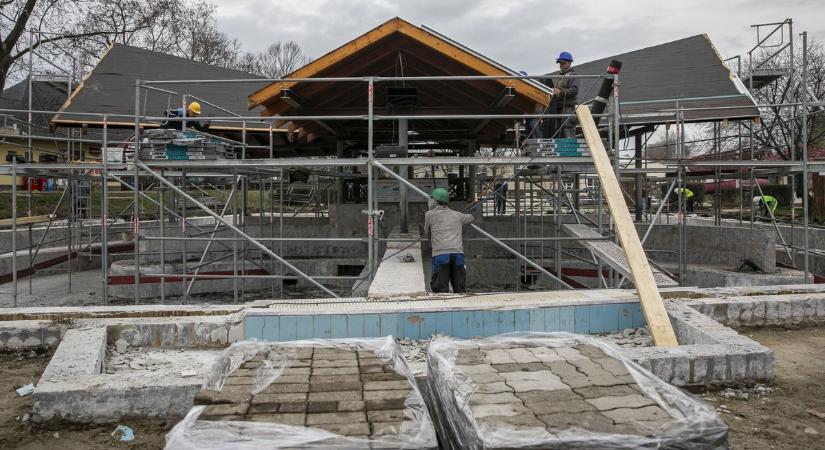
[425,187,474,293]
[753,195,778,217]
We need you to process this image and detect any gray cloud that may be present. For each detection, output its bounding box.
[213,0,825,73]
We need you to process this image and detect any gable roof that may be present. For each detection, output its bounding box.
[1,78,68,132]
[247,17,552,146]
[52,43,271,131]
[572,34,759,125]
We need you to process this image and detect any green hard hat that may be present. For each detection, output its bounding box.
[430,188,449,203]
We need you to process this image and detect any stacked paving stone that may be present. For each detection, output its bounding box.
[428,337,729,449]
[189,342,437,449]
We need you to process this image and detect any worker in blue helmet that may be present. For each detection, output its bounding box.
[544,51,579,138]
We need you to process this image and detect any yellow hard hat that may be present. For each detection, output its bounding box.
[187,101,202,116]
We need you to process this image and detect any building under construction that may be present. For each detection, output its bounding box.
[0,17,824,449]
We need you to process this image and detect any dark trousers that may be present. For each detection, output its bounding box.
[431,253,466,293]
[495,191,507,215]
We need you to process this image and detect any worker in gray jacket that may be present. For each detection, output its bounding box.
[546,51,579,138]
[425,188,474,293]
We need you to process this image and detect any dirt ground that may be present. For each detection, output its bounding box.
[0,349,170,449]
[702,327,825,449]
[0,327,823,449]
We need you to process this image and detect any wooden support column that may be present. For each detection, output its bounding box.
[467,140,477,200]
[336,141,345,204]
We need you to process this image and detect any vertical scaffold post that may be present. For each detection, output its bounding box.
[367,77,375,279]
[133,80,141,304]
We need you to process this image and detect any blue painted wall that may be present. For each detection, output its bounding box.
[244,302,645,341]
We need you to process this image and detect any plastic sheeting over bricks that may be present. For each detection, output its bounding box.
[427,333,729,449]
[165,337,437,449]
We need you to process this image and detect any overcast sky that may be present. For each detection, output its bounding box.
[213,0,825,75]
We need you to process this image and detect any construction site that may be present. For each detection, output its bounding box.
[1,14,825,449]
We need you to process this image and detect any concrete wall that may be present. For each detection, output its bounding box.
[638,224,776,270]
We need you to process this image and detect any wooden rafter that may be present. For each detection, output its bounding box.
[248,17,551,109]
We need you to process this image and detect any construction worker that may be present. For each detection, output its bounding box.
[425,188,474,293]
[674,187,695,212]
[753,195,778,217]
[161,101,209,132]
[545,51,579,138]
[494,180,508,215]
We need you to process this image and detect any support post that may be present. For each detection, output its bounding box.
[336,141,345,204]
[11,160,17,307]
[467,140,477,200]
[367,78,375,279]
[101,115,109,304]
[802,31,811,283]
[634,133,643,222]
[398,118,409,233]
[133,81,141,304]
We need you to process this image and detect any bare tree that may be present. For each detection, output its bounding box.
[1,0,246,92]
[234,51,261,75]
[646,128,696,160]
[0,0,127,92]
[255,41,309,78]
[753,40,825,159]
[694,40,825,159]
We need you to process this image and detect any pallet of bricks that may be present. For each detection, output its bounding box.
[427,333,729,449]
[524,138,591,158]
[138,129,234,161]
[165,336,438,449]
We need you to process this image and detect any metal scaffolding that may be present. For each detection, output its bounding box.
[1,20,822,306]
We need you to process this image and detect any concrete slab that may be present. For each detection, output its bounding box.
[31,316,244,423]
[369,227,427,298]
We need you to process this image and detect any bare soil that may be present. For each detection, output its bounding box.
[0,349,171,449]
[0,326,823,449]
[702,327,825,449]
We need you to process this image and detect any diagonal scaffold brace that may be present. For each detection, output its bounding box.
[135,160,340,298]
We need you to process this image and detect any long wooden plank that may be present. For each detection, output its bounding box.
[0,215,51,227]
[576,105,678,347]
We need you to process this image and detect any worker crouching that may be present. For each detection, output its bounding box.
[425,188,474,293]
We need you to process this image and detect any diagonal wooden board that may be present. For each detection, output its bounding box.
[576,105,678,347]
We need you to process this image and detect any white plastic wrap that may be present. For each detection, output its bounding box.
[427,332,729,449]
[165,336,437,450]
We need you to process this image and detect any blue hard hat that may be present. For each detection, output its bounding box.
[519,70,528,75]
[556,51,573,63]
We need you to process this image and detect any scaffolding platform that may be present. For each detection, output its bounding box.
[563,224,678,287]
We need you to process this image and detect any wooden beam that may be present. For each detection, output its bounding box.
[576,104,679,348]
[280,89,338,135]
[0,215,52,227]
[248,18,406,108]
[248,17,551,110]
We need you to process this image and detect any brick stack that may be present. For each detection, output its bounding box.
[428,336,729,449]
[187,342,437,449]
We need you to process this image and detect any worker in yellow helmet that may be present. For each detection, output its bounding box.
[161,101,210,132]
